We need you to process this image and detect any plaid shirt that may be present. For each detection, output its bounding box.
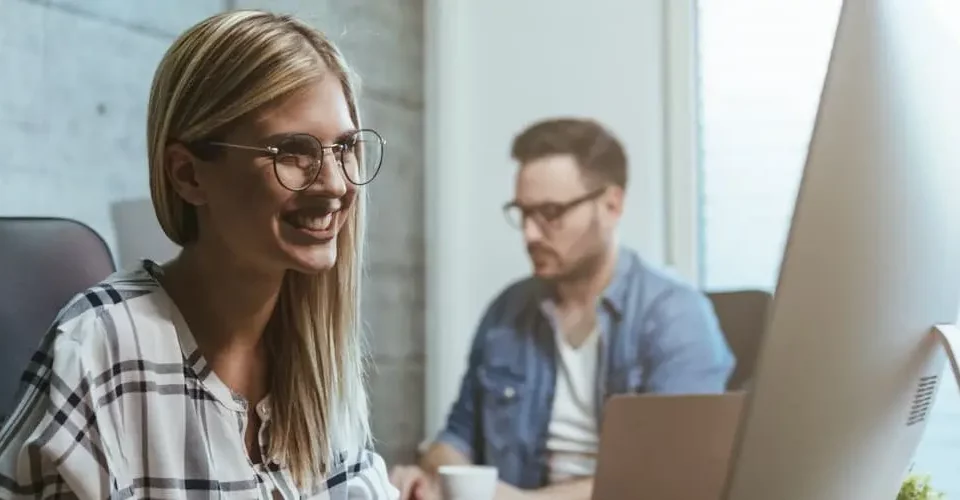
[0,262,398,499]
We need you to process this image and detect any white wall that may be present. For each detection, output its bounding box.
[424,0,692,437]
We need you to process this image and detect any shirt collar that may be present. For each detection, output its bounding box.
[599,247,635,317]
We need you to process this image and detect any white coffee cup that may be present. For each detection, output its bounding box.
[437,465,498,500]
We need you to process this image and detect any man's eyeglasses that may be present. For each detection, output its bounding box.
[202,129,386,191]
[503,188,606,230]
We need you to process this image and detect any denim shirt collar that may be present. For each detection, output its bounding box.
[599,246,635,317]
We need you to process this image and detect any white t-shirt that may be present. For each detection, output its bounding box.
[545,328,601,484]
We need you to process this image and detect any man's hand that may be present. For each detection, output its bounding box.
[389,465,437,500]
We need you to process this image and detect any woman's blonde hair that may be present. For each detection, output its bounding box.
[146,10,370,485]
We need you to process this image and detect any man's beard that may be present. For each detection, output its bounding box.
[558,246,607,283]
[533,221,608,284]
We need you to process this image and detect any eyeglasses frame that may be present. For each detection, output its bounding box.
[502,187,608,231]
[203,128,386,191]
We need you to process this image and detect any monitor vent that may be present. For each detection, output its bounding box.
[906,375,940,426]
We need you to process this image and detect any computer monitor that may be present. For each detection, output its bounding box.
[721,1,960,499]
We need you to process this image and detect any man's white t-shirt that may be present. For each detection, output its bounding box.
[545,328,601,484]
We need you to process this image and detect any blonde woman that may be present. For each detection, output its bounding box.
[0,10,397,499]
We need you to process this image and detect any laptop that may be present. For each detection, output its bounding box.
[592,392,745,500]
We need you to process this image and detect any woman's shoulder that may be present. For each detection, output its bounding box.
[47,263,182,370]
[0,265,191,499]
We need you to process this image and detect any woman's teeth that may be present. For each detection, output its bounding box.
[290,212,334,231]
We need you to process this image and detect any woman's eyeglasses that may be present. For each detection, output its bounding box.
[204,129,386,191]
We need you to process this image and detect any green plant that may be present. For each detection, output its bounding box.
[898,473,945,500]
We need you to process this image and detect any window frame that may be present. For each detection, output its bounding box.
[663,0,703,286]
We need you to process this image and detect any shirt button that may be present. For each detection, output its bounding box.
[503,387,516,399]
[257,401,271,420]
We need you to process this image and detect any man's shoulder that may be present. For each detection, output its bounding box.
[618,249,707,304]
[644,264,706,303]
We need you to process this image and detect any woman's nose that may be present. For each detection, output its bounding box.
[306,151,349,197]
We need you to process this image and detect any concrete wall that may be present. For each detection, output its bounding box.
[0,0,424,464]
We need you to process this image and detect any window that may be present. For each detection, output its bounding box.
[696,0,960,495]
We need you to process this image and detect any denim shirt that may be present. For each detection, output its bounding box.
[434,247,735,489]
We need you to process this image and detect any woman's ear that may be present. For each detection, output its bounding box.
[164,143,208,207]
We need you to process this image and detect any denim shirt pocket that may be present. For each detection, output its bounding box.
[478,363,526,465]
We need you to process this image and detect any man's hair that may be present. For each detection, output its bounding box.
[510,117,628,189]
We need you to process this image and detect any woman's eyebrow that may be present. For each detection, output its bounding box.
[259,129,359,146]
[258,132,298,145]
[332,128,359,144]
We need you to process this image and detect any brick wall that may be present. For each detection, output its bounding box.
[0,0,425,464]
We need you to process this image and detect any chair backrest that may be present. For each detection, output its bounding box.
[0,217,115,416]
[707,290,773,391]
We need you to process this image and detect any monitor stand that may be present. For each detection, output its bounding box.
[933,324,960,393]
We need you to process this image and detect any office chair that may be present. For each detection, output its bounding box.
[0,217,115,419]
[706,290,773,391]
